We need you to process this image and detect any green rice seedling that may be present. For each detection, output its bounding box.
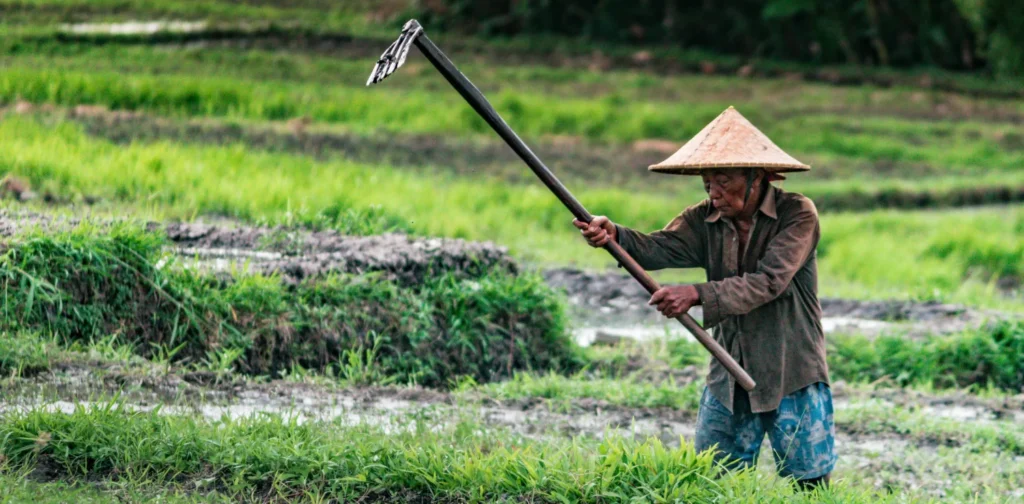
[0,226,580,386]
[2,117,1021,310]
[0,331,57,377]
[468,370,703,411]
[836,400,1024,455]
[826,320,1024,391]
[0,403,926,503]
[335,331,396,387]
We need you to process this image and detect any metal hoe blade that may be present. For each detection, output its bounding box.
[366,20,424,86]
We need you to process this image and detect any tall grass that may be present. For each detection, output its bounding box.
[1,117,1019,309]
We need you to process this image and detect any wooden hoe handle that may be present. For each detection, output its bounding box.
[408,28,756,391]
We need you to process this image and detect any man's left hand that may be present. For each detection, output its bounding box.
[648,285,701,318]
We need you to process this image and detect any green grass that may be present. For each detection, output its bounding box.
[4,0,1023,98]
[465,370,702,411]
[659,322,1024,393]
[3,45,1023,154]
[836,400,1024,456]
[0,472,228,504]
[2,117,1020,310]
[0,403,931,503]
[2,41,1021,214]
[0,331,57,377]
[827,321,1024,391]
[0,226,579,386]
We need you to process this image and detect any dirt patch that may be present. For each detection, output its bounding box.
[158,221,516,284]
[0,209,515,285]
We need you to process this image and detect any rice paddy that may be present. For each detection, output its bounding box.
[0,2,1021,502]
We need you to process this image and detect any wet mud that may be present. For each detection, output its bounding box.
[159,222,516,284]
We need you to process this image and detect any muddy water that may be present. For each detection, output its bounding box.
[573,316,895,347]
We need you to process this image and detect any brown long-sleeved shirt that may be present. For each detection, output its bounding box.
[615,186,829,413]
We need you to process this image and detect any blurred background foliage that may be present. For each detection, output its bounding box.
[420,0,1024,77]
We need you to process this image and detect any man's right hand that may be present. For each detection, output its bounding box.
[572,216,617,247]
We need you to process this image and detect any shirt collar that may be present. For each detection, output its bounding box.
[704,186,779,223]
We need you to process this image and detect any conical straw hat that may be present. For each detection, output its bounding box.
[649,106,810,175]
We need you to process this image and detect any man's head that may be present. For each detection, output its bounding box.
[701,168,767,219]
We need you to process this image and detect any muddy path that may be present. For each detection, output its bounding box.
[12,105,1024,213]
[16,20,1024,101]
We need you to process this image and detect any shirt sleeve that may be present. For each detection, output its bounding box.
[694,196,820,328]
[614,204,707,271]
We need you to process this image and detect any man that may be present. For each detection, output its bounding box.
[573,106,834,489]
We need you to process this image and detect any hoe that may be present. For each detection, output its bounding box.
[367,20,755,391]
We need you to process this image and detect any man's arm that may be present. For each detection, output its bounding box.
[613,204,707,271]
[694,196,820,328]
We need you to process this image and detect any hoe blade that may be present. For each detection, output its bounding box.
[366,19,424,86]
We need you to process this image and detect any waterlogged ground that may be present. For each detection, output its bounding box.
[2,356,1022,501]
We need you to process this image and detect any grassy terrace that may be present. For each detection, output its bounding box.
[2,117,1020,309]
[0,5,1020,312]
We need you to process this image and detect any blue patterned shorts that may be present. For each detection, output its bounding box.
[694,382,836,480]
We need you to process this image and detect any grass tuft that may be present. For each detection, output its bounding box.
[0,226,581,386]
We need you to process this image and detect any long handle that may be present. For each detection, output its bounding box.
[413,34,755,392]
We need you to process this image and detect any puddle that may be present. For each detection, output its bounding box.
[821,316,891,334]
[573,316,893,347]
[59,21,209,36]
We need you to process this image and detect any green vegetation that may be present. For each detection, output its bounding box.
[3,117,1020,309]
[422,1,1013,75]
[656,321,1024,393]
[467,371,702,411]
[1,40,1022,207]
[0,331,56,377]
[0,404,907,503]
[837,400,1024,455]
[0,472,223,504]
[828,320,1024,391]
[0,227,578,386]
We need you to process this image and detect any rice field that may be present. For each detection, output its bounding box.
[0,2,1021,502]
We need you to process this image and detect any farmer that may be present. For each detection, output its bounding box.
[573,107,834,489]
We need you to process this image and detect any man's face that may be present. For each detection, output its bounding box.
[701,169,754,218]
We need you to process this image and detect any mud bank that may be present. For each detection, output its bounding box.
[0,210,515,285]
[160,222,516,285]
